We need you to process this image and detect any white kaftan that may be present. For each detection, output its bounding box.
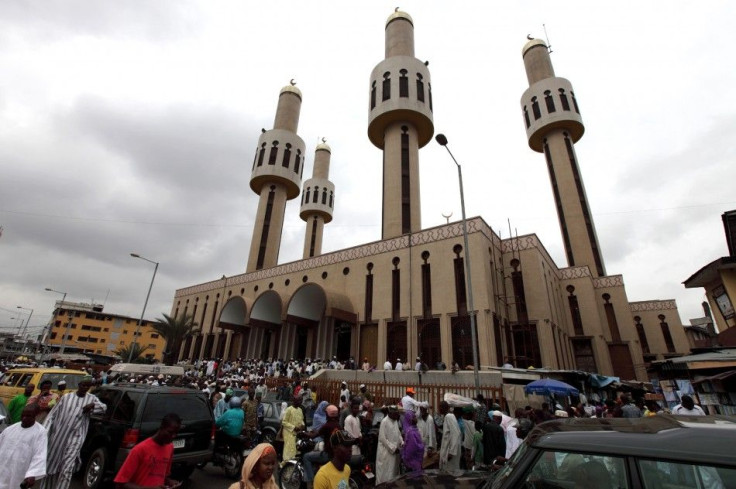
[0,422,47,489]
[417,414,436,453]
[41,391,106,489]
[439,412,461,471]
[375,416,403,484]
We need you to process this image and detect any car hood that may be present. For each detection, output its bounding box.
[377,469,491,489]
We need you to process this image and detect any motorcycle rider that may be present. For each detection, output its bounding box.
[216,396,245,450]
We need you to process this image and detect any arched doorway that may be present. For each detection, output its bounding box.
[218,297,249,359]
[286,284,326,359]
[250,291,283,360]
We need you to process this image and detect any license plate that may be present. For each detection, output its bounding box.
[173,439,185,449]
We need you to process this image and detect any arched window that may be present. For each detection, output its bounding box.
[531,96,541,120]
[295,149,302,174]
[399,69,408,97]
[268,141,279,165]
[571,91,580,113]
[544,90,555,113]
[329,190,334,208]
[382,72,391,101]
[523,106,530,128]
[257,143,266,166]
[321,189,327,204]
[428,82,433,111]
[371,81,377,110]
[416,73,425,102]
[282,143,292,168]
[558,88,570,111]
[304,187,310,204]
[313,186,319,203]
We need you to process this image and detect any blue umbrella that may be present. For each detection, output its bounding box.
[524,378,579,397]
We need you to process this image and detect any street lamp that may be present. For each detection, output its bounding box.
[435,133,481,394]
[16,306,34,337]
[45,287,72,355]
[128,253,159,363]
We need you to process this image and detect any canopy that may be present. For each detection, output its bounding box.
[524,378,579,397]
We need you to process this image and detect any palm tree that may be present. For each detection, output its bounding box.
[115,343,152,363]
[151,313,198,365]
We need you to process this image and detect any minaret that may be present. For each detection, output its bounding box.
[368,10,434,239]
[300,141,335,258]
[246,83,305,272]
[520,39,606,277]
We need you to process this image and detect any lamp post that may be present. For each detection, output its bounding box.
[128,253,159,363]
[435,133,481,395]
[45,288,71,355]
[16,306,34,338]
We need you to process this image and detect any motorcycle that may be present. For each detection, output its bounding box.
[209,431,247,479]
[280,436,374,489]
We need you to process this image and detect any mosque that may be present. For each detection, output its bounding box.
[170,10,690,382]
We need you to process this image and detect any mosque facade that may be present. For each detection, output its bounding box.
[171,11,690,381]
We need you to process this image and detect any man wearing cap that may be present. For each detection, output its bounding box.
[314,430,357,489]
[401,387,429,416]
[376,406,403,484]
[0,404,47,489]
[42,376,106,489]
[56,379,67,396]
[340,381,350,405]
[395,358,404,371]
[439,401,461,471]
[214,388,234,419]
[302,404,341,487]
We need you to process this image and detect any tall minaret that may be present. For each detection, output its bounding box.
[300,141,335,258]
[368,10,434,239]
[246,83,305,272]
[521,39,605,277]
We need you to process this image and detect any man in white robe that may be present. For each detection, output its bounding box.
[439,401,461,471]
[41,377,106,489]
[0,404,47,489]
[375,406,403,484]
[417,406,436,454]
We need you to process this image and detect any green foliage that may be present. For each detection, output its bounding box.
[152,313,199,365]
[114,343,152,363]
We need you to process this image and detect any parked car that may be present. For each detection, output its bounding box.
[79,383,214,489]
[0,367,87,405]
[0,399,9,433]
[376,415,736,489]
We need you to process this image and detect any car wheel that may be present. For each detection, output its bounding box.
[280,461,303,489]
[348,476,362,489]
[83,447,107,489]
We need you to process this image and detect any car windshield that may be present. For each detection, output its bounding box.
[489,441,530,489]
[39,372,85,390]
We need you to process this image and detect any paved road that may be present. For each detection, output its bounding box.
[70,463,244,489]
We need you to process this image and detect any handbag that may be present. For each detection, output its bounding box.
[275,426,284,441]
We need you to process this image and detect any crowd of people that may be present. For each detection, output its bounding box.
[0,355,710,488]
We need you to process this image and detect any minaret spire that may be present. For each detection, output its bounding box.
[246,84,305,272]
[521,39,606,276]
[300,141,335,258]
[368,10,434,239]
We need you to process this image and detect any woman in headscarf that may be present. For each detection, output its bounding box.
[401,410,425,473]
[312,401,329,434]
[228,443,278,489]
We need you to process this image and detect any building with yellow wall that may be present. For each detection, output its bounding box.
[46,300,166,361]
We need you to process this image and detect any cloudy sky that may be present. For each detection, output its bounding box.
[1,1,735,341]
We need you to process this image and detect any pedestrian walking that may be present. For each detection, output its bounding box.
[0,404,47,489]
[375,406,403,484]
[41,376,106,489]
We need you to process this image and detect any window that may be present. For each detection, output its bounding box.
[416,73,425,102]
[370,81,377,109]
[382,72,391,101]
[638,459,735,489]
[268,141,279,165]
[111,391,142,422]
[559,88,570,111]
[399,69,408,97]
[522,451,628,489]
[532,96,541,119]
[282,143,292,168]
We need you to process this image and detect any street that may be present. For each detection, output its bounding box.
[71,463,243,489]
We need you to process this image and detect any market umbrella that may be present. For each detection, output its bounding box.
[524,378,579,397]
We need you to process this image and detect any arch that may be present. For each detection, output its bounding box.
[287,283,327,323]
[250,290,283,327]
[218,296,249,330]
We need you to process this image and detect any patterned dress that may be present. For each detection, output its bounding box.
[41,391,106,489]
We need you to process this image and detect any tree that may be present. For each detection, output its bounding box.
[151,313,198,365]
[115,343,152,364]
